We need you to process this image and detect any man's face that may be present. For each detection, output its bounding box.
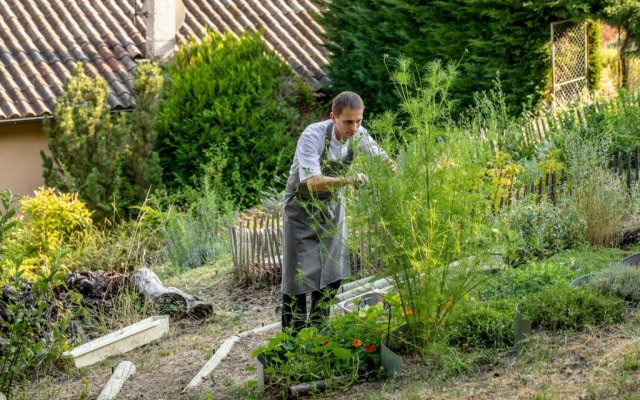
[330,107,363,142]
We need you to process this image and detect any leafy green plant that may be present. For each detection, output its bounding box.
[592,264,640,303]
[253,304,395,395]
[42,62,164,222]
[0,270,77,395]
[253,327,358,396]
[447,298,516,350]
[157,30,320,207]
[496,196,587,267]
[520,284,625,331]
[161,183,232,272]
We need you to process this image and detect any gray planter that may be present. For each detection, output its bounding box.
[336,289,386,314]
[514,303,531,345]
[569,273,595,288]
[618,253,640,267]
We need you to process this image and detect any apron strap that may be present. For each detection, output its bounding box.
[323,122,354,171]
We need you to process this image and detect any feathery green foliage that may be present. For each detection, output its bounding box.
[351,59,496,355]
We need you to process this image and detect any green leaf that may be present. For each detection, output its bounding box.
[332,347,352,360]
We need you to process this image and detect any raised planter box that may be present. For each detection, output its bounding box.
[335,289,387,314]
[64,315,169,368]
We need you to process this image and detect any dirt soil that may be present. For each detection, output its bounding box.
[13,261,640,400]
[14,261,281,400]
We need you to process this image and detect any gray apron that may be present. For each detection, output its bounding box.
[282,122,354,295]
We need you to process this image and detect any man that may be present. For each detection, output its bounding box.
[281,91,394,332]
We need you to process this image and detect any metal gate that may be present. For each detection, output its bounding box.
[551,21,588,107]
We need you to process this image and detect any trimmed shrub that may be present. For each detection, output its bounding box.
[157,30,318,208]
[520,284,625,331]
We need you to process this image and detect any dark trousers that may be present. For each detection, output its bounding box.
[282,280,341,333]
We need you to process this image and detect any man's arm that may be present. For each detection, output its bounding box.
[305,174,367,192]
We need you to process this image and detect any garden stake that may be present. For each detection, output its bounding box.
[385,302,392,347]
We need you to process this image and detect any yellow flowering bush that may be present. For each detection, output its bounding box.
[1,188,92,280]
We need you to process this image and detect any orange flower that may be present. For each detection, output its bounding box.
[403,308,415,316]
[321,339,329,345]
[364,343,376,353]
[445,300,454,310]
[352,339,362,348]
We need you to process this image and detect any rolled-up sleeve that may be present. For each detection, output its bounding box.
[296,128,323,183]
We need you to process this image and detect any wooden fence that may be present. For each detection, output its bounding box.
[229,212,283,286]
[488,94,640,209]
[494,171,565,210]
[495,142,640,211]
[229,211,382,286]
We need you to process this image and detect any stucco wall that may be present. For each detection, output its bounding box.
[0,121,49,196]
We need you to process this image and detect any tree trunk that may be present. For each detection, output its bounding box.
[129,268,212,319]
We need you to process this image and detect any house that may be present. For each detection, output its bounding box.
[0,0,329,196]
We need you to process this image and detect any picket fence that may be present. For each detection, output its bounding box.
[229,211,381,286]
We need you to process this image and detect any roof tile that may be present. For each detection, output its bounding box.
[0,0,328,121]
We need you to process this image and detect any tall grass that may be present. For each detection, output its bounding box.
[563,134,637,247]
[162,183,233,273]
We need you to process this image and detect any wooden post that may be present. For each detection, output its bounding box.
[97,361,136,400]
[619,151,623,177]
[534,118,544,141]
[230,226,238,268]
[537,179,542,201]
[551,171,557,205]
[530,180,535,196]
[633,145,640,184]
[627,148,632,190]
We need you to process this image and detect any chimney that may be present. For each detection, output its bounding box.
[144,0,177,59]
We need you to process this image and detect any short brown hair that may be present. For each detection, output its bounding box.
[331,91,364,116]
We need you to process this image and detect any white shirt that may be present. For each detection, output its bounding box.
[290,119,388,183]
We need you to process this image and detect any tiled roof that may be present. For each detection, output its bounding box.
[0,0,328,121]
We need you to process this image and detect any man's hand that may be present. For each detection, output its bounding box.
[385,158,399,174]
[346,173,369,189]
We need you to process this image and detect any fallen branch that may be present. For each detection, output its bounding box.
[129,268,212,319]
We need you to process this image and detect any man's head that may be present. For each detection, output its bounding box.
[330,91,364,142]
